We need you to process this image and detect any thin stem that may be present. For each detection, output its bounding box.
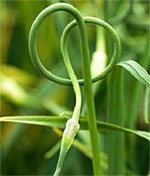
[79,29,101,175]
[29,3,120,175]
[61,20,101,176]
[61,38,81,120]
[54,146,67,176]
[61,16,120,175]
[29,3,101,174]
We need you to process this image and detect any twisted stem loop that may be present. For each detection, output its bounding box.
[29,3,121,176]
[61,16,121,85]
[29,7,120,86]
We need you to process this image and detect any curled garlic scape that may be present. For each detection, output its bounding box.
[29,1,121,175]
[53,3,82,175]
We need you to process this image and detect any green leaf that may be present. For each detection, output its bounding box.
[144,87,150,124]
[45,140,61,159]
[0,116,150,141]
[118,60,150,88]
[0,116,66,129]
[106,68,125,175]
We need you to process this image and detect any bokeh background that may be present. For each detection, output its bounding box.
[0,0,149,175]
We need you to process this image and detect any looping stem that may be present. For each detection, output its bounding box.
[29,3,121,176]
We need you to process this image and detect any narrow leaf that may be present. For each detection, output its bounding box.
[45,140,61,159]
[118,60,150,88]
[0,116,150,141]
[106,68,125,175]
[0,116,65,128]
[144,87,150,124]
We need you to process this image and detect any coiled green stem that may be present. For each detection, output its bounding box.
[28,3,121,176]
[61,16,121,83]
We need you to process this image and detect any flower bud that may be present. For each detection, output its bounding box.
[62,118,80,151]
[53,118,80,176]
[91,50,107,77]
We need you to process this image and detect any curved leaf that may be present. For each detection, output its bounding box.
[118,60,150,88]
[144,87,150,124]
[0,116,150,141]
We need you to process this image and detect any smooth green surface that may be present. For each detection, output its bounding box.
[144,88,150,124]
[28,3,102,175]
[106,68,125,175]
[29,10,120,86]
[61,16,120,84]
[1,1,149,175]
[0,116,150,141]
[118,60,150,88]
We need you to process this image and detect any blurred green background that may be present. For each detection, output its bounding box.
[0,0,149,175]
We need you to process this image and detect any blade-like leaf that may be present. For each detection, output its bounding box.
[0,116,150,141]
[106,68,125,175]
[45,140,61,159]
[144,87,150,124]
[118,60,150,88]
[0,116,66,129]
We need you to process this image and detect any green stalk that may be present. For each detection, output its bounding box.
[29,3,120,174]
[29,3,101,175]
[77,20,101,176]
[61,16,120,175]
[54,146,67,176]
[60,7,101,176]
[61,34,81,120]
[81,40,101,175]
[126,34,150,170]
[106,68,125,175]
[103,2,125,174]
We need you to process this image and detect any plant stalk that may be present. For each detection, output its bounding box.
[29,3,101,174]
[79,18,101,176]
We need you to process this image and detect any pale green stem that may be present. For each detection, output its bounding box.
[61,38,81,120]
